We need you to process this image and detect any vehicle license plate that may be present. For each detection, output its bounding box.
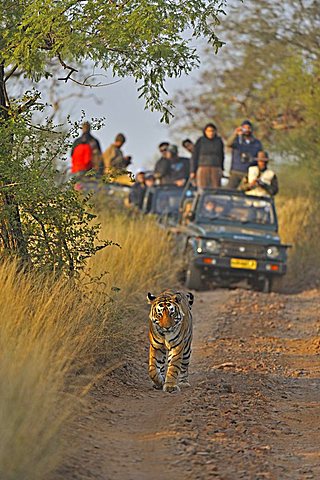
[230,258,257,270]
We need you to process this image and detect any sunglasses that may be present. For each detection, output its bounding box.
[160,148,168,153]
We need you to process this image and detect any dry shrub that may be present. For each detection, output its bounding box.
[0,210,180,480]
[277,196,320,291]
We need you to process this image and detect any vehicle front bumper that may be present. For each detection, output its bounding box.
[193,254,287,276]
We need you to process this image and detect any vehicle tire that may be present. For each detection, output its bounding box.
[185,263,204,291]
[254,276,273,293]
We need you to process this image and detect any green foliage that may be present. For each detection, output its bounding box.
[1,0,227,121]
[0,113,109,275]
[0,0,228,266]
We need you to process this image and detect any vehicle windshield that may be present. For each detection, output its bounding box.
[154,189,183,215]
[198,194,275,226]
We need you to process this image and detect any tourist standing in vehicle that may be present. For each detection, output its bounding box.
[241,151,278,197]
[103,133,132,173]
[82,121,103,174]
[71,134,93,177]
[227,120,262,189]
[165,144,190,186]
[129,171,146,209]
[154,142,171,184]
[190,123,224,189]
[71,122,103,174]
[182,138,194,155]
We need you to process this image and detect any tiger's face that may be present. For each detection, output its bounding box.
[147,291,193,333]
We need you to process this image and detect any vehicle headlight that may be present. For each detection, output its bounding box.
[266,246,280,259]
[204,239,220,254]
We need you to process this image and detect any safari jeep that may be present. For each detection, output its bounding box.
[141,185,185,225]
[174,189,289,292]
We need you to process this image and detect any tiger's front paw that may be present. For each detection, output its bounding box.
[179,381,191,388]
[163,383,181,393]
[152,383,163,390]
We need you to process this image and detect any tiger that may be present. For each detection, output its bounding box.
[147,290,194,393]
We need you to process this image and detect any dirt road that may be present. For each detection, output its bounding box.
[58,288,320,480]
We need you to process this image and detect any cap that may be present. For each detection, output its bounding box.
[145,173,154,180]
[167,144,178,155]
[241,120,253,128]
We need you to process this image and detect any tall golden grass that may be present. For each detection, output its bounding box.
[0,262,97,480]
[0,212,180,480]
[277,196,320,291]
[89,212,180,303]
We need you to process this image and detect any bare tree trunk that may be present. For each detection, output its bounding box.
[0,63,29,260]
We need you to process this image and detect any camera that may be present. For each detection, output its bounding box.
[240,152,252,164]
[257,178,266,187]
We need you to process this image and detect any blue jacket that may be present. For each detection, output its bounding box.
[229,135,262,174]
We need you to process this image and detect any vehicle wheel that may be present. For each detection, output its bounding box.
[254,277,272,293]
[185,263,204,291]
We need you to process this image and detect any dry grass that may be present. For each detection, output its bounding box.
[0,211,180,480]
[0,262,94,480]
[88,211,181,307]
[277,196,320,291]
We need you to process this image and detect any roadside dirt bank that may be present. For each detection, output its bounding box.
[57,288,320,480]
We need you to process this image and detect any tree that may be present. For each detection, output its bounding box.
[0,112,110,275]
[1,0,227,121]
[173,0,320,167]
[0,0,228,263]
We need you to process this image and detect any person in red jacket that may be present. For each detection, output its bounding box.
[71,134,93,177]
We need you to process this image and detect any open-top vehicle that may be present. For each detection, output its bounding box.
[74,177,131,204]
[173,189,289,292]
[142,185,187,224]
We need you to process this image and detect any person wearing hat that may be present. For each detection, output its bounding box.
[190,123,224,189]
[144,172,155,189]
[240,151,278,197]
[164,144,190,186]
[226,120,263,189]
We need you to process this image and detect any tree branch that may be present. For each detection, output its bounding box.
[17,94,41,114]
[68,75,121,88]
[57,53,79,82]
[4,65,19,82]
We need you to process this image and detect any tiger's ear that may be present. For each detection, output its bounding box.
[147,292,156,303]
[187,292,194,307]
[174,293,182,303]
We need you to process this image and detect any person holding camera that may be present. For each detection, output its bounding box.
[226,120,262,189]
[240,151,278,197]
[103,133,132,173]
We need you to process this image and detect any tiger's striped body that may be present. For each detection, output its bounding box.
[147,290,194,393]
